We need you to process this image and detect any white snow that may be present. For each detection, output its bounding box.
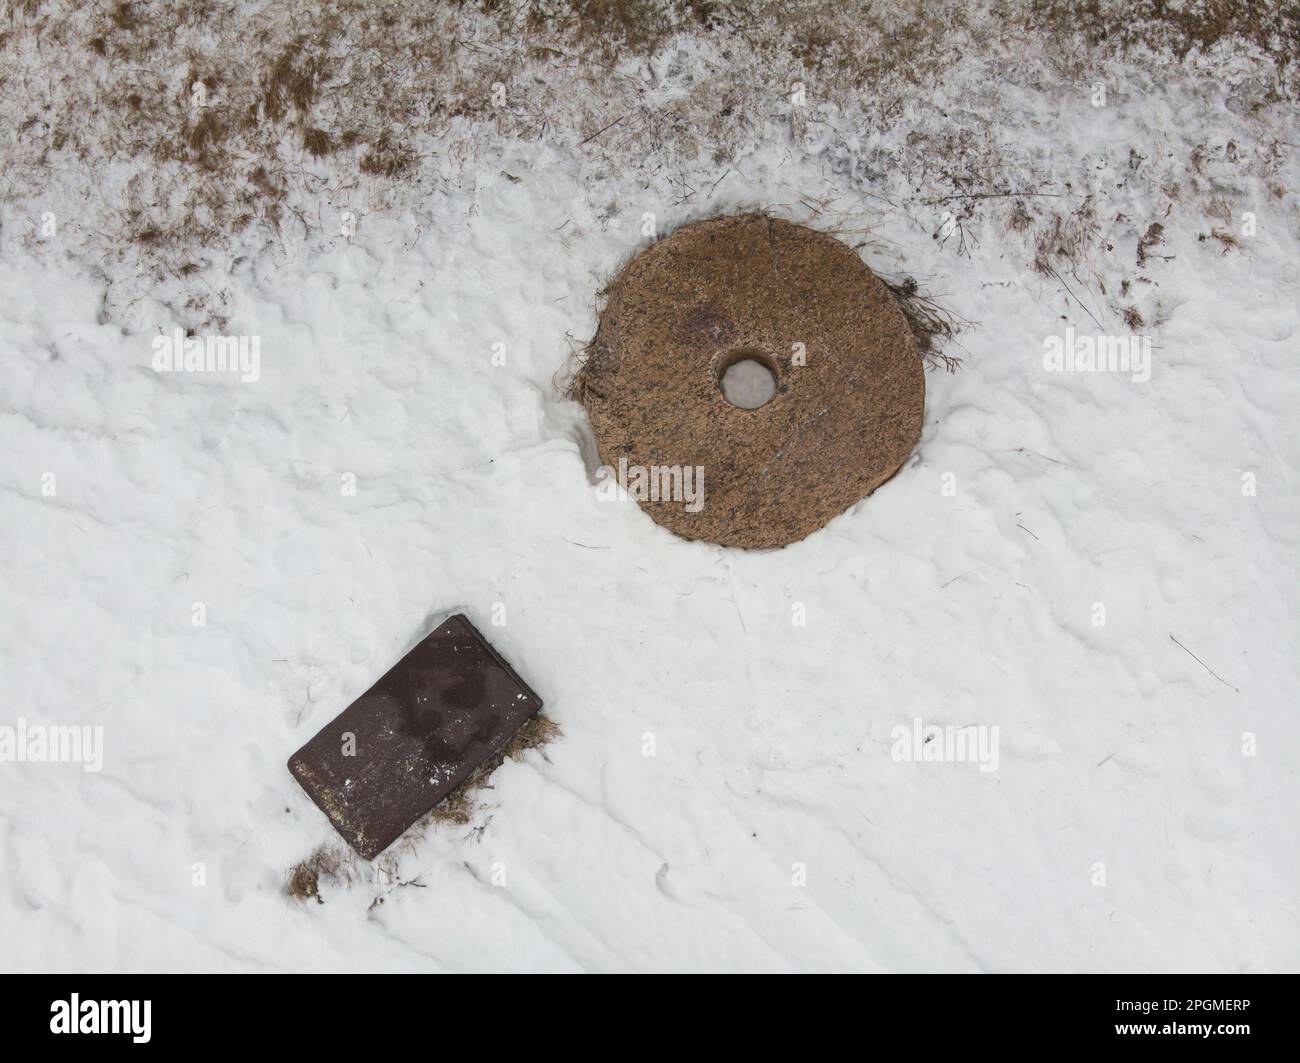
[1,4,1297,971]
[719,357,779,409]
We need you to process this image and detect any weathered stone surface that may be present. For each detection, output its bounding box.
[579,214,925,549]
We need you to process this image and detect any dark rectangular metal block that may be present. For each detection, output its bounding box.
[288,613,543,859]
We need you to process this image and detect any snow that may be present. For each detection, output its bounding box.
[1,5,1297,972]
[719,357,779,409]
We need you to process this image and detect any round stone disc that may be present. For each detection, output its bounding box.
[579,214,925,549]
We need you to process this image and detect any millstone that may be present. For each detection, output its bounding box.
[579,213,925,549]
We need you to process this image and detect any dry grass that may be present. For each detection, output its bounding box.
[1136,221,1166,268]
[883,276,968,373]
[0,0,1292,336]
[1033,200,1101,278]
[284,844,352,904]
[1024,0,1300,77]
[1201,227,1241,253]
[425,713,563,827]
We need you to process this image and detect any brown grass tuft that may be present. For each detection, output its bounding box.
[359,132,415,177]
[109,1,134,30]
[284,844,352,904]
[1034,200,1101,277]
[263,43,324,124]
[426,713,562,827]
[882,275,967,373]
[1201,227,1241,253]
[1137,221,1166,267]
[187,110,225,159]
[303,127,332,156]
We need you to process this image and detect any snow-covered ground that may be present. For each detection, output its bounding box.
[1,2,1297,971]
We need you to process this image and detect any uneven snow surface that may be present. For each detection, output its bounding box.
[1,4,1297,971]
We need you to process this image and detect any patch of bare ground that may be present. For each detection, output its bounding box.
[1022,0,1299,86]
[0,1,1292,339]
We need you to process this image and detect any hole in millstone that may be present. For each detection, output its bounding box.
[717,348,778,409]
